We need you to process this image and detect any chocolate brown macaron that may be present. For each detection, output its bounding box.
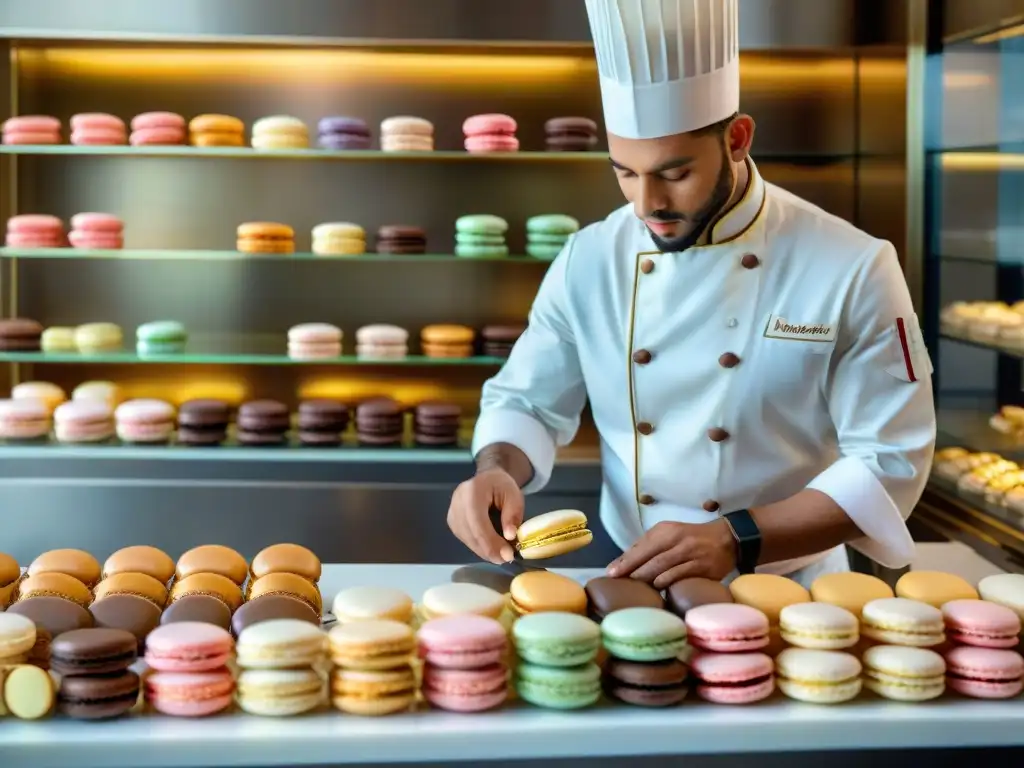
[160,594,232,630]
[375,224,427,255]
[0,317,44,351]
[89,594,162,648]
[50,628,138,676]
[297,399,348,446]
[413,401,461,447]
[231,594,320,637]
[176,398,231,446]
[480,325,525,358]
[584,577,665,622]
[8,596,95,637]
[665,577,733,618]
[58,670,140,720]
[355,397,404,446]
[544,116,599,151]
[604,658,688,707]
[236,399,290,446]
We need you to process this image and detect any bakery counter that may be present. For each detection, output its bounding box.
[4,564,1024,768]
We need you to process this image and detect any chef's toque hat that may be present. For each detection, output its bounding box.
[585,0,740,139]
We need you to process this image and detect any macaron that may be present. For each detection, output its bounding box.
[69,113,126,145]
[330,665,417,715]
[685,603,770,652]
[159,595,232,631]
[89,594,163,647]
[862,597,945,647]
[74,321,124,353]
[809,571,895,616]
[355,325,409,360]
[413,401,461,446]
[2,115,61,145]
[895,570,978,608]
[775,648,862,704]
[421,583,506,621]
[380,115,434,152]
[454,214,509,258]
[176,398,230,446]
[72,380,123,408]
[28,548,101,588]
[50,628,137,676]
[175,544,248,584]
[516,661,601,709]
[129,111,186,146]
[729,573,811,625]
[311,222,365,256]
[665,577,733,618]
[332,586,414,625]
[169,573,244,613]
[0,317,44,350]
[526,214,579,260]
[188,114,245,147]
[418,614,508,669]
[450,563,534,594]
[862,645,946,700]
[941,599,1021,648]
[509,570,588,616]
[11,380,65,412]
[17,572,93,609]
[584,577,665,622]
[420,324,475,359]
[145,669,236,716]
[58,670,140,720]
[422,661,508,712]
[250,543,321,584]
[236,399,291,445]
[92,572,168,608]
[0,614,38,663]
[103,545,175,583]
[3,664,55,719]
[515,509,593,559]
[236,619,326,669]
[287,322,342,360]
[144,622,234,672]
[544,116,599,151]
[248,572,322,614]
[135,320,188,355]
[237,221,295,254]
[354,396,404,446]
[512,612,600,667]
[6,596,93,639]
[251,115,309,150]
[601,607,689,662]
[479,324,525,358]
[68,212,124,250]
[779,602,859,650]
[296,399,349,446]
[944,645,1024,698]
[5,215,63,248]
[41,326,76,352]
[231,594,319,637]
[328,619,413,670]
[115,398,176,443]
[690,651,775,704]
[978,573,1024,621]
[317,116,371,150]
[604,657,688,707]
[0,398,50,440]
[375,224,427,255]
[236,668,325,716]
[463,113,519,153]
[53,400,115,443]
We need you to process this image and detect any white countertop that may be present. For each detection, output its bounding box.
[3,563,1024,767]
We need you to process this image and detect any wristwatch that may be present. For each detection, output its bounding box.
[723,509,762,574]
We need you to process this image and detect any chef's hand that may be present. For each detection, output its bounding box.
[447,468,525,565]
[607,520,736,589]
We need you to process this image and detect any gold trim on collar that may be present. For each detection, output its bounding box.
[707,158,766,246]
[626,251,645,514]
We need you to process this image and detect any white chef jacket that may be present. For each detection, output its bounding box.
[473,160,936,574]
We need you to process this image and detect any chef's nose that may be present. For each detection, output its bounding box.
[637,176,669,219]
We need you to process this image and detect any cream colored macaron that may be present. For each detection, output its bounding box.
[862,645,945,701]
[251,115,309,149]
[40,326,76,352]
[312,222,366,256]
[75,322,123,353]
[11,381,67,414]
[332,586,414,625]
[420,583,505,620]
[72,380,123,408]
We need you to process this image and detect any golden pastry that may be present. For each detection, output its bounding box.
[984,470,1024,505]
[958,459,1020,493]
[934,447,969,463]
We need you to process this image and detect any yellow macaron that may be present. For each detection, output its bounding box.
[895,571,978,608]
[251,115,309,150]
[515,509,593,559]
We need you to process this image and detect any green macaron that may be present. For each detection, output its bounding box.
[526,214,580,235]
[513,612,601,667]
[516,662,601,709]
[601,607,689,662]
[526,242,564,261]
[455,244,509,258]
[455,214,509,235]
[135,320,188,355]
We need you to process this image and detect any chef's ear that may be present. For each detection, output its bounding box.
[725,114,755,162]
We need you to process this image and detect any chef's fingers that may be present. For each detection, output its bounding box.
[448,481,506,564]
[627,545,690,584]
[652,562,704,590]
[606,530,672,578]
[496,486,525,541]
[466,479,517,564]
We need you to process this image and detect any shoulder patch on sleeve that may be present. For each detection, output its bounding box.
[884,315,932,383]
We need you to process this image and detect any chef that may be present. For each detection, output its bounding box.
[447,0,936,589]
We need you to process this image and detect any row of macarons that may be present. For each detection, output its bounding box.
[0,386,467,446]
[1,113,600,152]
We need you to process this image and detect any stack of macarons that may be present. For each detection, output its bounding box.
[311,223,365,256]
[168,545,247,621]
[0,318,44,351]
[0,612,40,669]
[5,214,65,248]
[354,397,404,447]
[513,612,602,709]
[375,225,427,255]
[297,399,349,447]
[236,399,291,446]
[526,214,579,261]
[145,622,236,717]
[419,614,509,712]
[775,602,862,704]
[684,602,773,704]
[136,320,188,355]
[287,323,343,360]
[420,324,475,359]
[189,114,245,147]
[355,324,408,359]
[74,322,124,353]
[380,116,434,152]
[235,619,327,716]
[244,543,323,617]
[941,598,1023,699]
[54,628,141,719]
[90,545,176,647]
[318,117,371,150]
[251,115,308,150]
[413,401,461,447]
[332,586,415,626]
[0,398,51,441]
[69,212,124,250]
[328,619,418,715]
[115,398,177,444]
[129,112,186,146]
[70,113,127,145]
[463,113,518,153]
[600,608,690,707]
[479,325,525,358]
[175,398,231,447]
[237,222,295,254]
[454,214,508,258]
[53,399,115,443]
[1,115,61,145]
[545,116,599,151]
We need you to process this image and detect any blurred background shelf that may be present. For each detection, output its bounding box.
[0,248,549,263]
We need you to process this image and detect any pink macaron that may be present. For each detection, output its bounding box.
[944,645,1024,699]
[0,398,50,440]
[145,622,235,672]
[287,323,343,360]
[942,599,1021,648]
[53,400,114,443]
[417,615,508,669]
[70,113,127,146]
[68,212,124,250]
[2,115,62,145]
[5,214,65,247]
[115,398,176,444]
[130,112,187,146]
[423,662,508,712]
[690,651,775,704]
[145,669,236,716]
[463,113,519,153]
[685,603,770,652]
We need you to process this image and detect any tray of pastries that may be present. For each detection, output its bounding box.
[941,300,1024,346]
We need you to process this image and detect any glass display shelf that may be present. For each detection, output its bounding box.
[926,474,1024,547]
[939,329,1024,359]
[937,408,1024,458]
[0,248,547,263]
[0,335,507,366]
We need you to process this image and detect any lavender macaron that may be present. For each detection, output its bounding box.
[318,116,371,150]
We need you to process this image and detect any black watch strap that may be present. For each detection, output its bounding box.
[723,509,762,574]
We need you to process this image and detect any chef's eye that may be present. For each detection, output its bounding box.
[661,169,690,182]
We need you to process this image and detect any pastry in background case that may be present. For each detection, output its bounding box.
[933,451,1000,481]
[957,460,1020,493]
[983,470,1024,506]
[990,406,1024,435]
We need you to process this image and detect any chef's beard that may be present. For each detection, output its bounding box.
[646,149,736,253]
